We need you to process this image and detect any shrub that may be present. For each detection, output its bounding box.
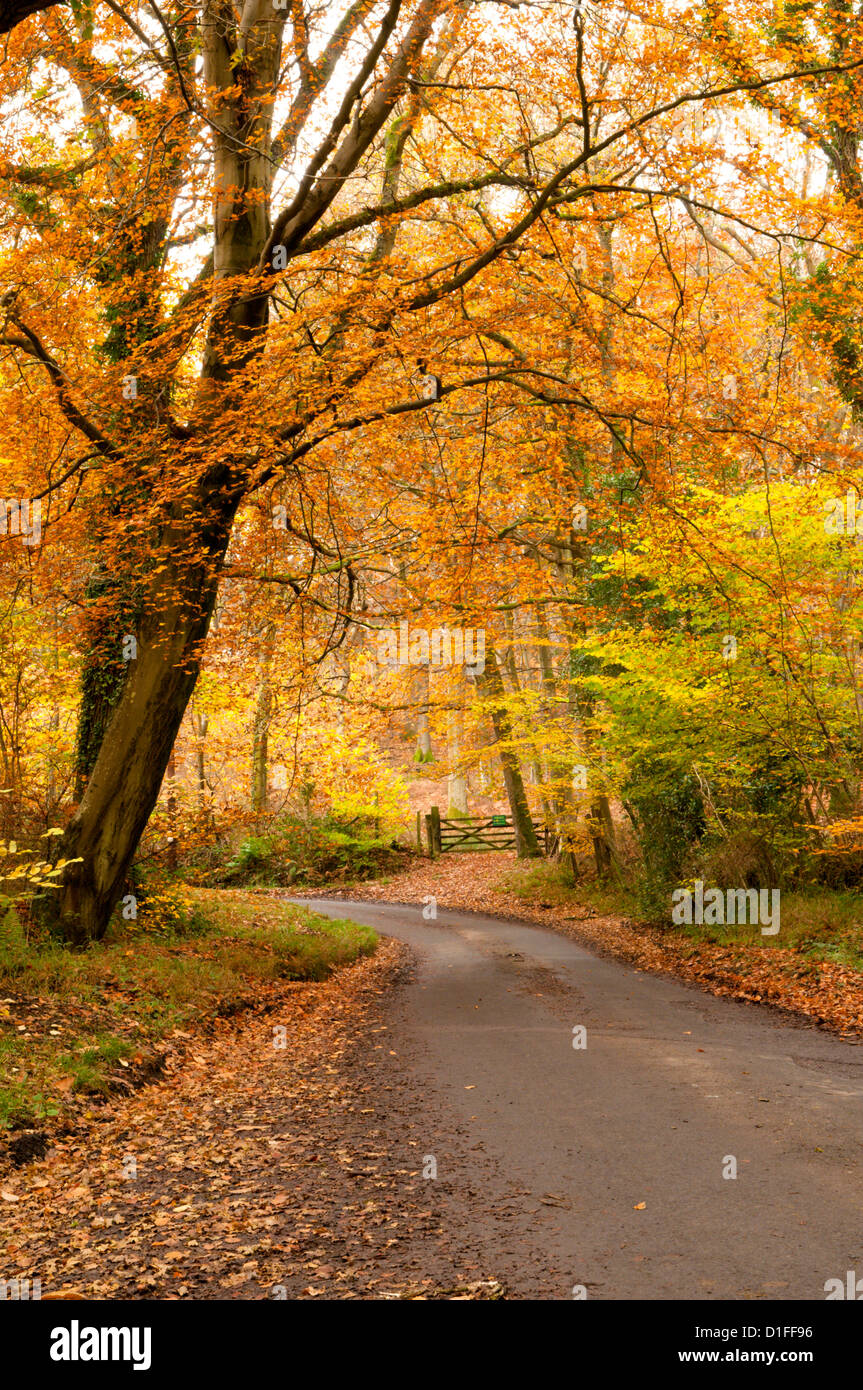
[224,834,274,881]
[115,880,210,939]
[624,761,705,886]
[697,827,780,891]
[205,814,408,887]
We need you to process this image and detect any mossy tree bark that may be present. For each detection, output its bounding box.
[39,1,283,941]
[28,0,476,940]
[476,650,540,859]
[250,623,276,815]
[43,494,244,942]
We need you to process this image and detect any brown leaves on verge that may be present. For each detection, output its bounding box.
[1,939,513,1300]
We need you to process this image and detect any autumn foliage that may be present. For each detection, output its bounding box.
[0,0,862,936]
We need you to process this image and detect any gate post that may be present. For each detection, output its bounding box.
[430,804,442,856]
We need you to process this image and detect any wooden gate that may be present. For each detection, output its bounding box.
[424,805,552,855]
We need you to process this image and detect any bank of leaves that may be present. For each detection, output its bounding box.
[0,888,376,1144]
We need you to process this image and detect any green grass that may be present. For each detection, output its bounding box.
[674,888,863,967]
[0,886,376,1131]
[495,859,582,907]
[58,1035,134,1094]
[495,860,863,967]
[0,1078,58,1130]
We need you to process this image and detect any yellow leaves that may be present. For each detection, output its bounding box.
[0,842,82,892]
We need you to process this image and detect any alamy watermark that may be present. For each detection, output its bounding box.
[824,492,863,536]
[377,621,485,674]
[0,498,40,547]
[50,1322,151,1371]
[671,880,780,935]
[1,1276,41,1300]
[825,1270,863,1299]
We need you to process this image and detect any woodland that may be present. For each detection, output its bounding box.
[1,0,863,958]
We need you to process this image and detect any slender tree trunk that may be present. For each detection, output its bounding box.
[165,748,178,874]
[502,614,553,828]
[446,684,468,814]
[250,623,276,814]
[476,650,540,858]
[193,709,210,818]
[415,663,433,762]
[533,601,580,874]
[46,601,60,814]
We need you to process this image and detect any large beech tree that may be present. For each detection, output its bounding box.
[0,0,859,939]
[0,0,58,31]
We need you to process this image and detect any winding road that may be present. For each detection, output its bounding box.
[298,896,863,1300]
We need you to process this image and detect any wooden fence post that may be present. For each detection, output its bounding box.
[430,804,442,857]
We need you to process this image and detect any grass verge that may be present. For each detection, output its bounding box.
[0,886,376,1136]
[492,860,863,1034]
[496,861,863,967]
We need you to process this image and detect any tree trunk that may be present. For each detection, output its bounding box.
[502,615,553,830]
[250,623,276,814]
[72,569,139,801]
[193,710,210,819]
[446,688,468,815]
[46,602,61,815]
[38,497,241,942]
[588,794,616,880]
[37,4,283,940]
[165,749,178,874]
[0,0,61,35]
[476,650,540,859]
[415,663,433,762]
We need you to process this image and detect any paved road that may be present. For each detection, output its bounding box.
[298,897,863,1300]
